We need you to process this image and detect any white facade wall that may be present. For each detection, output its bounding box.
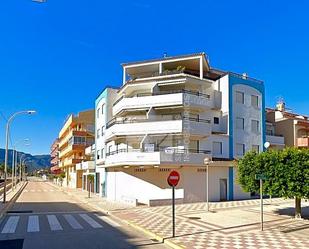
[232,84,263,157]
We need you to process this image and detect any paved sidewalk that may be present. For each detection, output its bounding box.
[50,183,309,249]
[113,199,309,249]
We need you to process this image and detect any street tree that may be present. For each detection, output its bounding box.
[237,147,309,218]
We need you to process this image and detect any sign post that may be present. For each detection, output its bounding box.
[255,173,268,231]
[167,170,180,238]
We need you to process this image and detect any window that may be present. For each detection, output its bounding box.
[101,126,104,136]
[236,143,245,156]
[97,108,100,118]
[213,142,223,155]
[97,129,100,139]
[101,149,104,158]
[236,117,244,130]
[236,91,244,104]
[97,150,100,160]
[252,145,260,152]
[214,117,219,124]
[101,104,104,114]
[251,95,259,108]
[251,120,260,133]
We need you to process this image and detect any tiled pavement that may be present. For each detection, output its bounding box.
[49,183,309,249]
[113,199,309,249]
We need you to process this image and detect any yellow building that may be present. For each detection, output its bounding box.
[58,110,95,188]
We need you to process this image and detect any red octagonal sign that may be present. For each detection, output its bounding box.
[167,171,180,187]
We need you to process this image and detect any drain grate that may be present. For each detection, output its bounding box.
[6,210,33,214]
[0,239,24,249]
[188,217,201,220]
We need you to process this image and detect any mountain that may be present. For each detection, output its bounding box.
[0,148,50,171]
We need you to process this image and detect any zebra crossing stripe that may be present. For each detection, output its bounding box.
[79,214,103,228]
[99,216,121,227]
[27,216,40,232]
[1,216,20,233]
[63,214,83,229]
[47,215,63,231]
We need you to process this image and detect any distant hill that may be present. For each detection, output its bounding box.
[0,148,50,171]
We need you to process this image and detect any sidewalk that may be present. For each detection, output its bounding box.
[0,181,27,220]
[51,183,309,249]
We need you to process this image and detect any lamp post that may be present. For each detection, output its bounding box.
[12,139,30,190]
[22,159,32,181]
[204,157,212,212]
[3,110,36,203]
[258,141,270,231]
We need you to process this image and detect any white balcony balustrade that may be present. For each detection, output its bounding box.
[113,90,212,116]
[105,116,211,140]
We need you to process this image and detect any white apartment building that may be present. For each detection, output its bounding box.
[95,53,265,206]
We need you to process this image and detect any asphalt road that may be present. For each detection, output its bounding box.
[0,179,168,249]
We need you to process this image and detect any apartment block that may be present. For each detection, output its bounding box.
[266,101,308,148]
[58,110,95,188]
[95,53,265,206]
[50,138,60,174]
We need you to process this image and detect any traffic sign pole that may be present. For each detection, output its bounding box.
[172,186,175,237]
[167,171,180,238]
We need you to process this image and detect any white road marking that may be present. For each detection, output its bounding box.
[1,216,20,233]
[27,215,40,232]
[63,214,83,229]
[30,190,35,192]
[47,215,63,231]
[99,216,121,227]
[43,190,48,192]
[79,214,103,228]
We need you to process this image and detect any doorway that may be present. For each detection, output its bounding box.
[220,179,227,201]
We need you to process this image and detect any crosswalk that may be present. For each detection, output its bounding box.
[23,189,61,193]
[0,213,119,235]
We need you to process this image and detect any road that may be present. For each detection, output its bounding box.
[0,179,168,249]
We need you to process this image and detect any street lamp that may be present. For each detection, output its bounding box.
[204,157,212,212]
[3,110,36,203]
[12,139,30,190]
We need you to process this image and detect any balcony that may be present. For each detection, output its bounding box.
[59,158,83,168]
[59,144,87,158]
[297,137,309,148]
[105,117,211,140]
[105,147,211,167]
[76,161,95,171]
[113,90,212,116]
[266,135,285,147]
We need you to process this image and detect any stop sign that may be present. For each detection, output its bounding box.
[167,171,180,187]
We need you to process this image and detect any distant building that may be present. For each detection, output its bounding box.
[266,100,308,148]
[50,138,60,174]
[58,110,95,188]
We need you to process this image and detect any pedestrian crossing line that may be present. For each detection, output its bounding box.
[63,214,83,229]
[27,216,40,233]
[1,216,20,234]
[47,215,63,231]
[79,214,103,228]
[99,216,121,228]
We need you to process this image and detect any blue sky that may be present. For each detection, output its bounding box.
[0,0,308,155]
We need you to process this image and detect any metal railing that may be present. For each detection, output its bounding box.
[112,89,210,106]
[106,147,211,157]
[106,116,211,129]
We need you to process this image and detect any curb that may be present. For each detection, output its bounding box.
[48,182,185,249]
[0,181,28,221]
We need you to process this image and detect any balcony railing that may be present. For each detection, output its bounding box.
[106,116,210,129]
[106,147,211,157]
[113,89,210,106]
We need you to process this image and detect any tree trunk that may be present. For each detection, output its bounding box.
[295,197,302,219]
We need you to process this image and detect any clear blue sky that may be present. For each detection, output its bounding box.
[0,0,308,155]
